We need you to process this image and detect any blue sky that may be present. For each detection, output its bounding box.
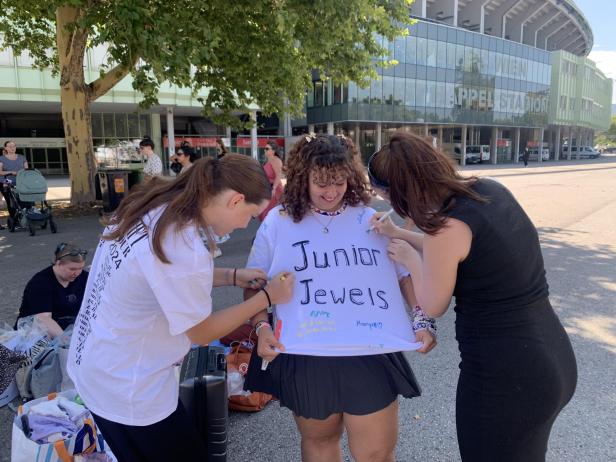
[576,0,616,103]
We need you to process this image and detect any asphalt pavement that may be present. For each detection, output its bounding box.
[1,156,615,461]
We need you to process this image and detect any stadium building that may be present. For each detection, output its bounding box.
[0,0,612,174]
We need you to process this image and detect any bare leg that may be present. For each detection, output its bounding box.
[294,413,344,462]
[344,399,399,462]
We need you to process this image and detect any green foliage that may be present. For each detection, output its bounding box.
[0,0,413,124]
[595,115,616,146]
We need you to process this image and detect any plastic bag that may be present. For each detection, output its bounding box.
[12,316,52,399]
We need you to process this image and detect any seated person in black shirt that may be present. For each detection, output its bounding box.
[15,243,88,338]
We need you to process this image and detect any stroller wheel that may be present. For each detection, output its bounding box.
[49,218,57,234]
[7,216,15,232]
[28,221,36,236]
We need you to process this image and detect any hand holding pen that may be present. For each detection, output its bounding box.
[259,319,283,371]
[367,209,396,235]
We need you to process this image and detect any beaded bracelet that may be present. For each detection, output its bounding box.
[412,305,437,336]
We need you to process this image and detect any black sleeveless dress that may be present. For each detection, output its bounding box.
[444,178,577,462]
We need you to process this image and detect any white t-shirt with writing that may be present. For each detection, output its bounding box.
[247,205,422,356]
[67,207,213,426]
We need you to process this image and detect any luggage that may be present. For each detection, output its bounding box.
[179,346,228,461]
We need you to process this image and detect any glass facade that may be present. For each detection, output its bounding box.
[306,20,551,128]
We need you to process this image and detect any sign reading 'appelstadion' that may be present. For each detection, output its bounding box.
[455,87,549,113]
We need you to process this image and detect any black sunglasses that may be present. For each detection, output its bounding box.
[367,151,390,191]
[55,242,88,260]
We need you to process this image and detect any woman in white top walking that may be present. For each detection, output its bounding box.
[67,154,295,461]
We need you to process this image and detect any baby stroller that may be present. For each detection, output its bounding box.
[5,169,57,236]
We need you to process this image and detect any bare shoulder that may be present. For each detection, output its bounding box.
[426,218,472,262]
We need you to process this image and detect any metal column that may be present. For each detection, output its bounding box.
[460,125,467,167]
[513,127,520,164]
[250,111,258,160]
[490,126,498,164]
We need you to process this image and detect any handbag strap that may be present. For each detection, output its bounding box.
[53,440,73,462]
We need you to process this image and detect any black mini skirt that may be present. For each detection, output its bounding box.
[244,349,421,420]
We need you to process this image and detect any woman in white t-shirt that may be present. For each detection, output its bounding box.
[67,154,294,461]
[244,134,436,462]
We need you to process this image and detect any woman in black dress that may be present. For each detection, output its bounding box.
[368,131,577,462]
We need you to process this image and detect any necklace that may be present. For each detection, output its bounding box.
[310,202,347,233]
[311,213,335,233]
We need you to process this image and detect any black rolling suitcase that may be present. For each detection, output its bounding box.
[179,346,228,461]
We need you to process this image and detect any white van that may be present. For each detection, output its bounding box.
[449,144,490,164]
[466,145,491,162]
[561,146,600,159]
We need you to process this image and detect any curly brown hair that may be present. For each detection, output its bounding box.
[281,134,371,222]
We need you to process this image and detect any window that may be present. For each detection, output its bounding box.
[416,38,427,66]
[314,81,324,107]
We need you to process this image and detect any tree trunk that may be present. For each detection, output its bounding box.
[60,84,96,205]
[57,6,96,205]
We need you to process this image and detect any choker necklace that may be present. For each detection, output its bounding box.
[310,203,347,233]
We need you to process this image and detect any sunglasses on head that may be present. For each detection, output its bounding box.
[367,151,390,191]
[55,242,88,260]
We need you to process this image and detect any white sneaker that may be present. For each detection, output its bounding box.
[212,248,222,258]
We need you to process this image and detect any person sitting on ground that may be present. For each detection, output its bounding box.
[15,243,88,338]
[140,136,163,180]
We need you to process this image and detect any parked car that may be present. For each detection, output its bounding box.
[451,145,490,164]
[561,146,600,159]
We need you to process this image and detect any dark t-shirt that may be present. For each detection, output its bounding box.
[16,265,88,329]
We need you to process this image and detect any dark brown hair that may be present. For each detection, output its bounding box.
[369,131,485,234]
[103,154,271,262]
[265,140,282,160]
[282,134,371,222]
[216,138,229,155]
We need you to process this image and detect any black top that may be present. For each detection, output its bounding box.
[444,178,549,316]
[16,265,88,329]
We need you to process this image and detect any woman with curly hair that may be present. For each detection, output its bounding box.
[243,134,436,462]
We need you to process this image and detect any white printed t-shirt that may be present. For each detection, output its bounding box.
[247,204,422,356]
[67,207,213,426]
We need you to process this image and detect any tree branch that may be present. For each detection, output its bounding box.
[89,56,138,101]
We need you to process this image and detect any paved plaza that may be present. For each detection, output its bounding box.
[1,157,615,461]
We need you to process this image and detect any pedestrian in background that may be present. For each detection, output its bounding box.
[522,146,530,167]
[67,154,295,461]
[257,140,284,222]
[140,136,163,180]
[368,131,577,462]
[0,140,28,229]
[216,138,229,159]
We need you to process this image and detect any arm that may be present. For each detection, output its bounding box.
[186,272,293,345]
[271,157,283,192]
[0,161,14,176]
[399,276,436,353]
[34,313,64,338]
[388,218,471,318]
[370,212,424,251]
[213,267,267,288]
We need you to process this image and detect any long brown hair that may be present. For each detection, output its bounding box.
[104,154,271,262]
[369,131,485,234]
[282,134,371,222]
